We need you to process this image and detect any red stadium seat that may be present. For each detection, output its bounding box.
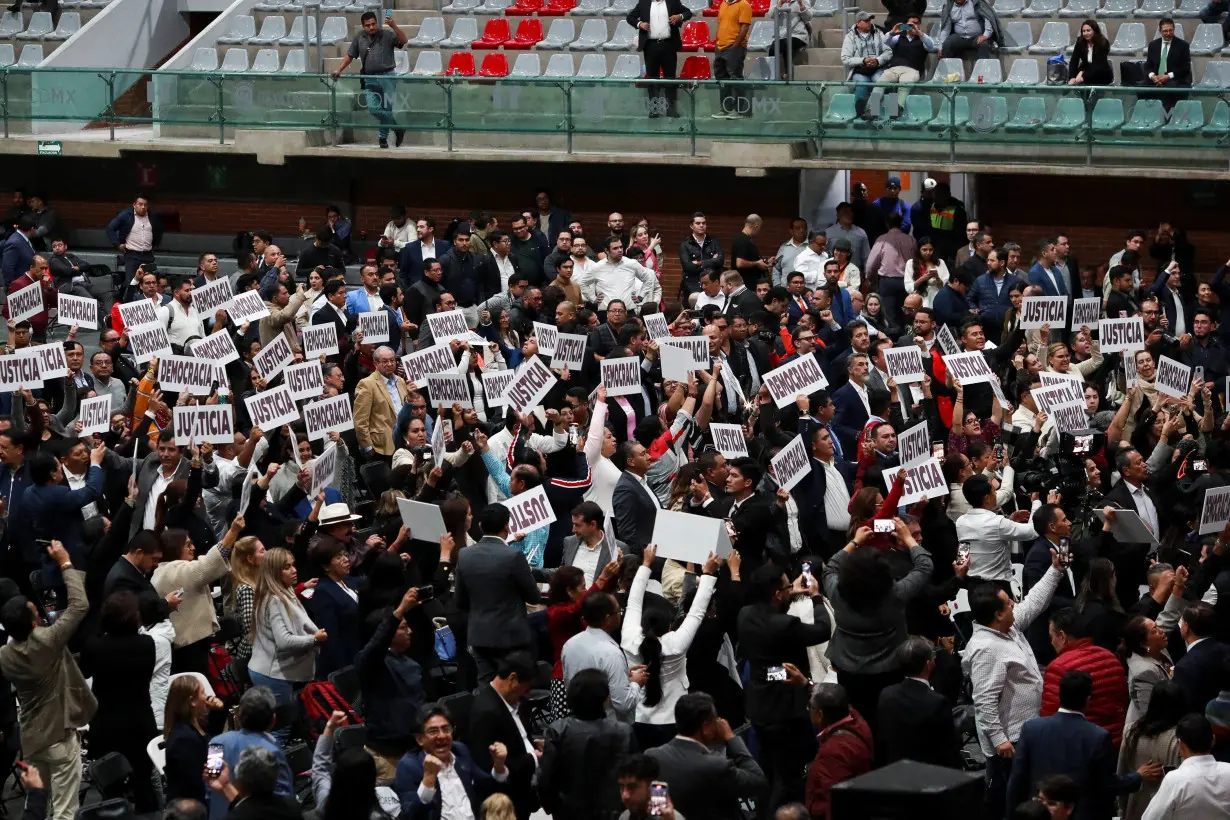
[445,51,477,76]
[680,55,711,79]
[506,18,543,47]
[472,17,511,47]
[681,20,710,51]
[478,52,510,76]
[538,0,574,14]
[701,0,720,16]
[749,0,769,14]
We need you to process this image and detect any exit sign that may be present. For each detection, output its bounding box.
[36,141,62,156]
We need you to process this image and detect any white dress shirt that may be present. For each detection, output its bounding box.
[694,291,727,312]
[1141,754,1230,820]
[365,287,384,313]
[572,537,604,587]
[850,379,871,415]
[579,258,660,311]
[64,467,99,521]
[630,471,662,509]
[417,756,509,820]
[1126,480,1160,535]
[167,299,206,347]
[126,214,154,252]
[791,247,830,290]
[820,459,851,531]
[494,253,515,293]
[382,219,418,251]
[649,0,670,39]
[496,686,537,765]
[955,507,1039,583]
[143,467,177,530]
[421,241,438,261]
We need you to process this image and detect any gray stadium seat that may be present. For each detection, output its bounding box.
[995,0,1025,13]
[931,57,965,82]
[573,18,608,49]
[16,11,53,39]
[1190,23,1224,55]
[541,18,576,48]
[1135,0,1173,14]
[1091,96,1124,131]
[1028,22,1071,53]
[279,15,316,45]
[343,0,379,12]
[393,50,410,74]
[1006,96,1048,130]
[251,48,281,72]
[440,17,478,47]
[1006,56,1041,84]
[747,19,774,50]
[1000,22,1034,53]
[1198,60,1230,87]
[1109,22,1145,54]
[441,0,479,11]
[1043,96,1085,130]
[544,53,575,76]
[0,11,22,38]
[254,0,283,11]
[682,0,707,12]
[1097,0,1135,14]
[0,44,14,66]
[412,50,443,74]
[924,0,942,14]
[811,0,838,13]
[319,17,348,45]
[16,44,43,66]
[605,0,636,14]
[217,15,256,44]
[474,0,511,13]
[1175,0,1202,15]
[248,16,287,45]
[928,95,970,129]
[1162,99,1203,131]
[746,55,774,79]
[575,0,610,11]
[221,48,250,71]
[408,15,446,45]
[1060,0,1097,15]
[1022,0,1061,16]
[966,95,1008,130]
[281,48,307,72]
[321,0,349,10]
[281,0,304,11]
[46,12,80,40]
[611,53,643,77]
[1121,98,1164,131]
[577,52,608,76]
[511,53,541,76]
[190,47,219,70]
[970,58,1002,83]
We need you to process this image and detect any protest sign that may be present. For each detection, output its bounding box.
[533,322,559,356]
[227,291,270,325]
[659,343,693,384]
[482,370,516,408]
[1050,399,1088,433]
[190,328,240,366]
[173,405,235,445]
[252,333,293,380]
[763,353,829,409]
[709,423,749,459]
[302,323,340,359]
[302,394,354,440]
[898,421,930,468]
[1199,485,1230,535]
[192,277,233,316]
[600,357,644,398]
[397,497,449,543]
[883,458,949,505]
[1020,296,1068,330]
[1071,297,1102,330]
[56,293,97,330]
[77,395,112,436]
[128,324,172,363]
[942,351,996,386]
[1031,385,1076,415]
[936,324,960,356]
[117,299,161,331]
[650,509,733,564]
[426,372,473,409]
[158,354,218,395]
[644,313,671,340]
[0,354,41,392]
[505,357,558,413]
[1099,317,1145,354]
[1155,355,1191,399]
[1038,372,1084,404]
[659,337,710,370]
[7,281,42,324]
[769,435,811,492]
[401,344,456,388]
[431,412,445,465]
[502,484,557,533]
[285,360,324,401]
[884,345,925,384]
[358,311,390,345]
[245,384,299,430]
[20,343,67,380]
[310,443,338,500]
[1125,354,1138,388]
[237,464,258,517]
[424,309,470,344]
[550,333,587,372]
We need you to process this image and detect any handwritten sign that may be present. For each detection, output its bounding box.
[426,372,473,409]
[118,298,161,331]
[158,354,219,395]
[1155,355,1191,399]
[0,354,41,391]
[425,309,470,344]
[1020,296,1068,330]
[942,351,996,386]
[20,343,67,380]
[252,333,293,380]
[644,312,670,340]
[770,435,811,492]
[227,291,270,325]
[898,420,930,468]
[1199,485,1230,535]
[7,281,43,324]
[128,324,172,363]
[401,343,456,388]
[192,277,233,316]
[359,311,390,345]
[501,484,557,534]
[883,457,949,505]
[310,443,338,499]
[1099,317,1145,354]
[172,404,236,445]
[936,324,960,356]
[600,357,643,398]
[245,384,299,430]
[709,423,749,458]
[56,293,97,330]
[763,353,830,409]
[482,370,516,408]
[190,328,240,366]
[505,357,558,413]
[533,322,558,356]
[1071,297,1101,330]
[302,394,354,441]
[1050,399,1088,433]
[303,323,340,358]
[285,360,324,401]
[550,332,586,371]
[77,395,112,436]
[884,345,925,384]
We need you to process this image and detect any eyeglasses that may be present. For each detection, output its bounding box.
[422,725,454,737]
[797,335,815,342]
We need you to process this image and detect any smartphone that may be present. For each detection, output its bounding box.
[724,519,737,542]
[994,443,1006,462]
[13,761,28,773]
[766,666,788,682]
[174,587,185,598]
[931,442,946,459]
[649,781,669,816]
[1194,366,1204,382]
[205,744,225,779]
[957,541,971,563]
[1193,459,1208,472]
[415,584,436,603]
[1058,537,1070,562]
[873,519,894,534]
[384,8,393,17]
[801,561,814,590]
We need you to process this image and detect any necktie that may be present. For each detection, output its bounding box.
[1159,42,1168,76]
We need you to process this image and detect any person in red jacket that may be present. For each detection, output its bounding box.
[1041,607,1129,745]
[4,254,56,342]
[805,683,875,820]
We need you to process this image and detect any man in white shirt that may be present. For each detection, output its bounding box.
[57,439,101,523]
[1103,229,1145,301]
[790,231,830,291]
[1141,715,1230,820]
[956,474,1054,588]
[408,706,509,820]
[579,237,659,314]
[565,502,617,586]
[693,269,727,312]
[569,237,598,282]
[167,277,207,347]
[381,206,417,252]
[107,194,158,280]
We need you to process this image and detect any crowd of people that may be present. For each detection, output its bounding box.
[0,182,1228,820]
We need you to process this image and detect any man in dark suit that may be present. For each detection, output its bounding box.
[830,353,872,458]
[714,457,786,572]
[876,637,961,769]
[404,258,446,329]
[1102,446,1165,609]
[1175,602,1230,713]
[395,703,508,819]
[1142,17,1192,106]
[611,441,661,557]
[626,0,691,118]
[475,232,521,305]
[558,501,624,584]
[1150,261,1197,337]
[792,413,858,560]
[722,271,764,320]
[0,215,36,285]
[1007,670,1158,820]
[24,448,105,587]
[1028,237,1068,298]
[645,692,767,820]
[311,280,357,364]
[454,504,542,684]
[397,218,452,288]
[468,652,539,820]
[1022,504,1081,665]
[1105,265,1140,319]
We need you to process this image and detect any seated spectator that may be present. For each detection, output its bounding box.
[207,687,294,820]
[937,0,996,61]
[356,587,426,785]
[1068,20,1113,86]
[206,746,304,820]
[394,703,510,819]
[841,13,891,119]
[805,683,874,820]
[1041,608,1129,745]
[878,15,933,108]
[311,711,399,820]
[164,674,224,803]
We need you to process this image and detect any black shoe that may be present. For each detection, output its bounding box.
[667,109,681,118]
[394,128,405,147]
[649,111,660,119]
[378,136,389,148]
[6,2,20,11]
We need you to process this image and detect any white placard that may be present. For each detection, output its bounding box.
[882,457,949,505]
[1038,372,1084,404]
[157,354,218,395]
[1155,355,1191,399]
[128,324,173,363]
[173,404,236,445]
[505,357,558,413]
[1050,399,1088,433]
[769,435,811,492]
[245,384,300,431]
[310,443,338,500]
[550,332,587,372]
[600,357,643,398]
[7,281,43,324]
[192,277,234,316]
[1199,485,1230,535]
[884,345,925,384]
[709,423,749,458]
[431,411,446,464]
[1125,354,1138,389]
[227,291,270,325]
[401,343,456,389]
[359,311,390,345]
[20,343,67,380]
[1099,317,1145,354]
[425,309,470,344]
[303,323,340,359]
[942,351,996,386]
[285,360,324,401]
[533,322,558,356]
[482,370,516,408]
[650,508,733,564]
[659,342,693,383]
[1019,296,1068,330]
[1093,508,1159,546]
[427,372,473,409]
[644,313,671,340]
[302,394,354,441]
[77,394,112,436]
[898,420,930,468]
[190,329,240,366]
[659,336,710,370]
[397,497,449,543]
[118,298,161,331]
[762,353,830,409]
[237,464,258,517]
[1071,297,1101,330]
[502,484,557,534]
[1032,385,1079,416]
[0,354,41,392]
[252,334,294,381]
[56,293,97,330]
[935,324,960,356]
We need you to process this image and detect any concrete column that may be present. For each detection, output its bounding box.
[799,169,848,234]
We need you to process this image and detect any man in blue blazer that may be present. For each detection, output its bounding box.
[24,447,105,588]
[345,264,384,316]
[395,704,509,820]
[969,248,1023,340]
[829,352,872,459]
[1028,237,1068,297]
[398,219,452,288]
[0,216,35,285]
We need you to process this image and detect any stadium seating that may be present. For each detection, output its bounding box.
[891,94,933,128]
[506,18,544,48]
[680,54,712,79]
[540,19,576,49]
[15,11,53,39]
[1005,96,1048,130]
[602,21,637,49]
[682,21,712,51]
[472,18,511,48]
[545,53,575,76]
[1161,99,1203,130]
[1000,22,1035,53]
[0,43,14,67]
[191,47,218,71]
[412,50,443,75]
[511,53,541,76]
[16,44,43,66]
[1091,97,1124,131]
[46,12,81,41]
[478,52,509,76]
[446,51,477,75]
[970,58,1003,83]
[1190,23,1225,55]
[1043,96,1086,130]
[572,18,609,49]
[1006,57,1041,84]
[440,18,479,48]
[221,48,250,71]
[1028,22,1071,53]
[929,95,970,129]
[1110,22,1146,54]
[248,17,288,46]
[611,53,643,77]
[1121,98,1165,132]
[252,48,282,73]
[216,15,256,44]
[407,16,445,47]
[576,52,607,77]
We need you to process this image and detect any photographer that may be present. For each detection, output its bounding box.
[1022,504,1083,664]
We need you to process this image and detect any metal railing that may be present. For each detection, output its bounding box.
[1,67,1227,166]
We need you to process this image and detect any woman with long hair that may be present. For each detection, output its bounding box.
[621,546,719,749]
[480,794,517,820]
[248,547,326,739]
[312,712,395,819]
[667,462,704,512]
[1075,557,1126,651]
[904,238,949,307]
[1068,19,1113,86]
[630,224,662,295]
[479,307,523,369]
[373,489,405,544]
[163,675,223,802]
[1116,680,1186,820]
[225,534,265,678]
[1118,614,1174,728]
[861,293,891,336]
[547,561,620,720]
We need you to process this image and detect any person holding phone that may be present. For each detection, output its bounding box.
[878,15,933,109]
[332,11,407,149]
[163,674,225,802]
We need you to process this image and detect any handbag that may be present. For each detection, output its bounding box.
[1046,55,1068,85]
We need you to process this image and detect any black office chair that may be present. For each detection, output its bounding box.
[334,724,368,758]
[359,461,392,499]
[88,752,132,802]
[526,660,553,733]
[77,798,134,820]
[328,666,361,712]
[438,691,475,744]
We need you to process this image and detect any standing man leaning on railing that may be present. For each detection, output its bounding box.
[333,11,408,149]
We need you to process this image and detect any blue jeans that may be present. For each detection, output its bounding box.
[363,73,397,140]
[248,670,295,745]
[852,70,884,113]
